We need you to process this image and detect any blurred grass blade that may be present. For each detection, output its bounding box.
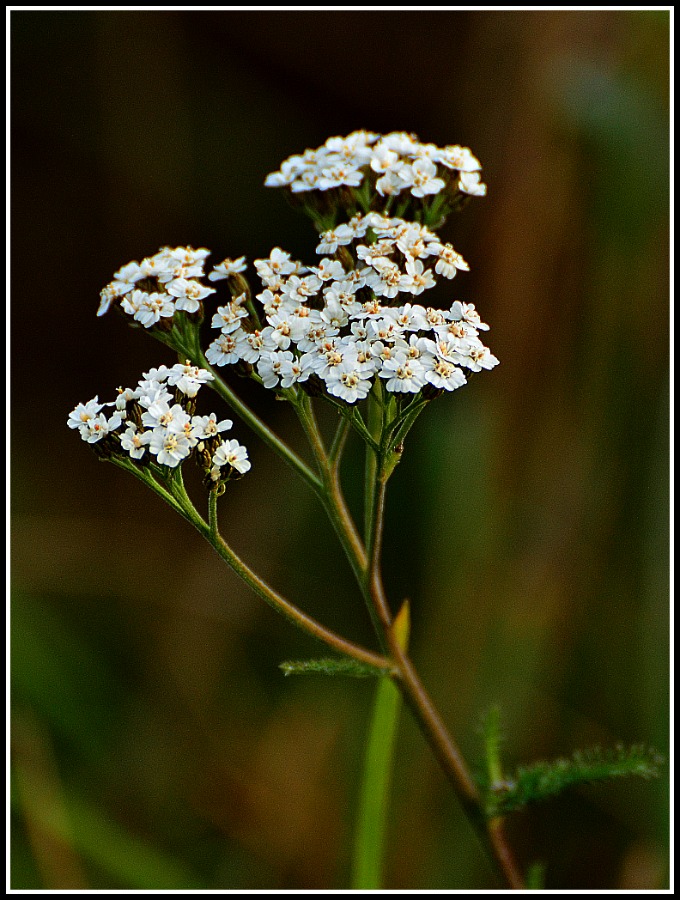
[482,704,504,787]
[351,601,410,890]
[526,861,546,889]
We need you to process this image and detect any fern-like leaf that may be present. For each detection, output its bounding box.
[485,744,663,816]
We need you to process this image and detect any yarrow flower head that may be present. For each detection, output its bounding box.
[195,208,497,404]
[97,246,218,327]
[83,132,497,491]
[68,363,250,488]
[264,130,486,230]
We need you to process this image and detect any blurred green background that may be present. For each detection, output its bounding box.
[11,10,669,890]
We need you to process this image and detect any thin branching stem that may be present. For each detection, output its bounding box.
[125,459,389,673]
[329,416,351,472]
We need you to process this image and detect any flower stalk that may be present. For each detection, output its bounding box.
[72,130,526,889]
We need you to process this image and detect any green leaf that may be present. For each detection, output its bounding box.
[278,657,389,678]
[484,744,664,816]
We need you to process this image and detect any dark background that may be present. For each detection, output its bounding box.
[11,10,670,890]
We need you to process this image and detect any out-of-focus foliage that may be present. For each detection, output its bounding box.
[11,10,669,890]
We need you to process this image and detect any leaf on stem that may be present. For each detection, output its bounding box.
[484,744,664,816]
[279,657,391,678]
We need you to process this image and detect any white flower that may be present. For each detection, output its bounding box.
[264,156,306,188]
[434,244,469,280]
[141,400,190,432]
[235,329,266,363]
[120,289,147,317]
[262,315,294,350]
[282,273,322,304]
[166,278,216,313]
[318,163,363,190]
[97,283,122,317]
[450,301,489,331]
[437,145,481,172]
[400,258,436,295]
[458,338,500,372]
[212,438,251,475]
[291,170,322,193]
[120,423,151,459]
[379,353,427,393]
[157,262,205,285]
[325,360,373,404]
[114,386,137,411]
[68,396,104,430]
[296,319,338,353]
[208,256,247,281]
[387,303,430,332]
[167,246,211,267]
[316,224,355,255]
[78,411,123,443]
[458,171,487,197]
[398,158,446,198]
[211,299,249,333]
[133,291,176,328]
[367,316,402,344]
[166,363,214,397]
[279,354,311,388]
[205,332,242,366]
[138,252,174,280]
[380,131,419,155]
[112,261,144,294]
[255,247,299,279]
[369,261,403,299]
[136,376,171,405]
[314,258,346,282]
[424,358,467,391]
[424,306,448,328]
[424,335,467,366]
[370,144,399,173]
[140,365,170,385]
[376,168,408,197]
[148,429,193,467]
[321,297,349,330]
[191,413,233,439]
[257,350,294,389]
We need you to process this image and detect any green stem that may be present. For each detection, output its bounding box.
[364,473,524,890]
[364,392,381,550]
[329,417,351,471]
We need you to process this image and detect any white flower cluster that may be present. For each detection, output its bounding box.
[67,363,251,477]
[96,245,247,327]
[205,212,498,404]
[264,130,486,199]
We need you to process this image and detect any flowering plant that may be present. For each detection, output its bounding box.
[69,130,660,889]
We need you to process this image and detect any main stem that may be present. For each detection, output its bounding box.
[369,480,524,889]
[295,398,524,889]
